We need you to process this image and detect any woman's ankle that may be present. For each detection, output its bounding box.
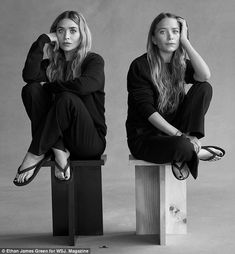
[52,147,70,162]
[26,152,44,159]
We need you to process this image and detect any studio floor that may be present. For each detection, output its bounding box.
[0,154,234,254]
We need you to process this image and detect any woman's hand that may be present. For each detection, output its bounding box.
[177,17,189,46]
[46,33,59,51]
[177,17,211,81]
[186,135,201,154]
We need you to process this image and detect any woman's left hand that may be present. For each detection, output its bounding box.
[177,17,189,45]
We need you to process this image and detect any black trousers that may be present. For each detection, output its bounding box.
[22,83,105,159]
[127,82,213,179]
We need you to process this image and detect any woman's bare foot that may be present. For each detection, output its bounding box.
[198,146,224,161]
[14,152,45,184]
[53,148,70,180]
[185,133,225,162]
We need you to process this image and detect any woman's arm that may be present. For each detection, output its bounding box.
[46,33,59,51]
[128,58,181,136]
[148,112,181,136]
[178,18,211,82]
[22,34,51,83]
[149,112,201,152]
[44,53,105,95]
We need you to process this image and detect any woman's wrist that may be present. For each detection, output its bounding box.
[181,38,191,50]
[45,33,58,43]
[175,130,183,136]
[175,130,188,139]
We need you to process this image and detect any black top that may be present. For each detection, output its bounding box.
[126,53,195,139]
[22,34,107,141]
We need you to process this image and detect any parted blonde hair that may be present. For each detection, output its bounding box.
[46,11,92,82]
[147,12,187,114]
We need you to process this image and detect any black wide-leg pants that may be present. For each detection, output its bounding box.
[22,83,105,159]
[127,82,213,179]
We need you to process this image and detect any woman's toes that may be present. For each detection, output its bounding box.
[25,171,34,181]
[64,167,70,180]
[17,169,34,183]
[17,173,23,183]
[55,169,65,180]
[14,173,19,182]
[54,150,70,181]
[19,173,26,183]
[214,156,221,161]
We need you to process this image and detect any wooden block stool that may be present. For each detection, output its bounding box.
[43,155,107,246]
[129,155,187,245]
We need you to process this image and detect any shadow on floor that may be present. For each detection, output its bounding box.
[0,232,161,248]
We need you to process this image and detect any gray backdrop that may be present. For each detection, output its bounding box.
[0,0,234,251]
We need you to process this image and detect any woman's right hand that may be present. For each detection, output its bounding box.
[177,17,189,46]
[46,33,59,51]
[186,135,201,154]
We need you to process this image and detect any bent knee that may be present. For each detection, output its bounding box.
[197,81,213,98]
[22,82,42,94]
[22,82,43,98]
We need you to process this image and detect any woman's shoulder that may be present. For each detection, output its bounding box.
[128,53,152,81]
[130,53,148,69]
[84,52,104,64]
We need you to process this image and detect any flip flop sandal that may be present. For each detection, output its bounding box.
[13,154,51,187]
[200,146,225,161]
[171,161,190,180]
[54,158,72,182]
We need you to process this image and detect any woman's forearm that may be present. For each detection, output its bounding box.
[183,40,211,81]
[148,112,181,136]
[22,34,50,83]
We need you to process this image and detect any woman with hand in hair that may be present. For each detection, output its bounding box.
[14,11,106,186]
[126,12,225,180]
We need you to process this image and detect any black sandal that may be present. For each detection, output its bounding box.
[13,154,51,186]
[171,161,190,180]
[200,146,225,161]
[54,158,72,182]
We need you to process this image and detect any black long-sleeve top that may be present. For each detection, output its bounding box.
[126,53,195,139]
[22,34,107,141]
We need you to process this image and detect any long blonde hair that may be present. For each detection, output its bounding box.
[46,11,92,82]
[147,12,187,114]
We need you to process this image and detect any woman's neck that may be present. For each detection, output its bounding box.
[160,51,173,63]
[64,48,77,61]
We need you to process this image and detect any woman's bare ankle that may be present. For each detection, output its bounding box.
[21,152,44,169]
[52,148,70,159]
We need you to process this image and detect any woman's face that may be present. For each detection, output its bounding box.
[56,18,80,52]
[152,17,180,55]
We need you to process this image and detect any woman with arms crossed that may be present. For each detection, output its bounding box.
[126,12,225,180]
[14,11,106,186]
